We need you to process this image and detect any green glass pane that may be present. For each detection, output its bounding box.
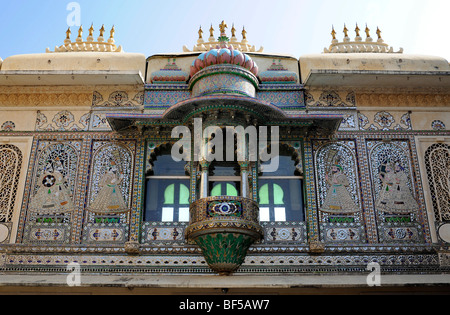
[226,183,238,197]
[164,184,175,205]
[211,184,222,197]
[179,184,190,205]
[273,184,284,205]
[259,184,269,205]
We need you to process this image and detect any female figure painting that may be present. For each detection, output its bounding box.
[376,161,419,214]
[320,164,359,214]
[87,159,129,214]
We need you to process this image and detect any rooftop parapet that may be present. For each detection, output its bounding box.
[46,24,123,53]
[324,24,403,54]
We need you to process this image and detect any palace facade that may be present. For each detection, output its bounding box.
[0,22,449,294]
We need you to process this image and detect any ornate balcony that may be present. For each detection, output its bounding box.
[185,196,264,275]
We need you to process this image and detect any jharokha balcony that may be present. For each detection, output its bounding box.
[185,196,264,275]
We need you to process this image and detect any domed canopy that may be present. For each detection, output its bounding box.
[190,44,258,78]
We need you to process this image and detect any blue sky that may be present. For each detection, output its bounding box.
[0,0,449,61]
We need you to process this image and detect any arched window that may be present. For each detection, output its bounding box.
[144,144,190,222]
[258,145,304,222]
[208,160,241,197]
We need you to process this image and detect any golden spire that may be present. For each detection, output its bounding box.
[99,25,106,37]
[209,24,214,38]
[88,24,94,37]
[376,27,382,40]
[77,25,83,39]
[365,24,370,38]
[355,23,360,37]
[198,25,203,39]
[343,24,349,37]
[231,23,236,37]
[242,26,247,40]
[331,25,336,40]
[219,20,228,34]
[66,27,71,40]
[109,25,115,39]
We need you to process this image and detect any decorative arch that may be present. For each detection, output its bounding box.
[315,141,361,217]
[368,141,418,215]
[87,142,134,216]
[28,142,79,215]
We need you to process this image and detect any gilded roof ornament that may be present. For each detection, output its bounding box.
[219,20,228,34]
[183,21,263,53]
[331,26,337,41]
[324,24,403,54]
[46,24,123,53]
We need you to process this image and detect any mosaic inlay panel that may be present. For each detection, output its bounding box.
[367,139,425,243]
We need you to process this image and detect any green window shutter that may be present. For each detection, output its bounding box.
[179,184,190,205]
[164,184,175,205]
[259,183,269,205]
[273,184,284,205]
[211,184,222,197]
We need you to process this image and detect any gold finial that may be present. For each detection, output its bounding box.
[219,20,228,34]
[66,27,71,40]
[109,25,115,39]
[231,23,236,37]
[343,24,349,37]
[89,24,94,37]
[77,25,83,38]
[355,23,360,37]
[198,26,203,39]
[209,24,214,38]
[365,24,370,38]
[242,26,247,40]
[376,27,382,40]
[331,25,336,40]
[99,25,106,37]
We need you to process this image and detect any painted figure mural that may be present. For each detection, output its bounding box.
[375,161,419,214]
[28,159,74,214]
[86,159,129,214]
[320,163,359,214]
[86,143,133,216]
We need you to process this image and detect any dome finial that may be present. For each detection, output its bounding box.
[242,26,247,41]
[376,26,383,41]
[219,20,228,35]
[64,27,71,45]
[76,25,83,43]
[343,24,349,38]
[365,24,370,38]
[209,24,215,39]
[87,23,94,42]
[331,25,336,40]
